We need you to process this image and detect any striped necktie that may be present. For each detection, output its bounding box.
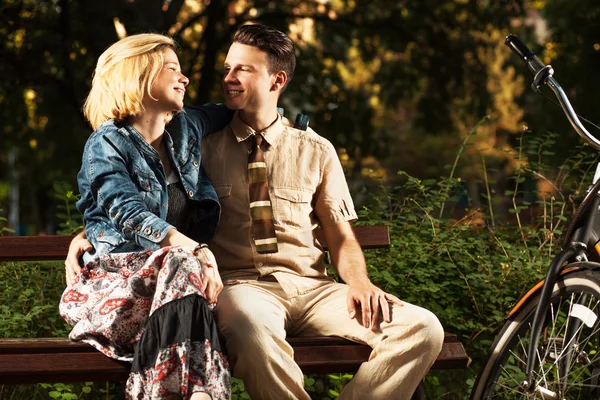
[248,134,278,253]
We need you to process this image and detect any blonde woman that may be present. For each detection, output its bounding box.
[59,34,232,399]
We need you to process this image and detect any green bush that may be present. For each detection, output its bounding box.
[0,261,122,399]
[356,130,597,398]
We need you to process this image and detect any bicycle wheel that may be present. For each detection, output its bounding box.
[471,268,600,399]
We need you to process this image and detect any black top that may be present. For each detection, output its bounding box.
[166,182,219,244]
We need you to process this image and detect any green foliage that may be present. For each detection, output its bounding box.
[52,181,83,235]
[231,378,250,400]
[0,260,125,398]
[356,128,598,398]
[0,261,69,338]
[0,211,15,236]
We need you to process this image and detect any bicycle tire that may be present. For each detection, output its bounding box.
[471,268,600,399]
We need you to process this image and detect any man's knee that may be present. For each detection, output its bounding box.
[406,307,444,362]
[387,305,444,360]
[421,309,444,350]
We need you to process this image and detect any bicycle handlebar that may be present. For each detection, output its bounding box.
[505,34,546,75]
[505,34,600,151]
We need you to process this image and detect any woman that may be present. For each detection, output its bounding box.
[59,33,231,400]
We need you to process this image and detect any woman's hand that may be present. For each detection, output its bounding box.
[194,246,223,304]
[65,231,92,286]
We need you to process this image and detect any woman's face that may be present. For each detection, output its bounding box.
[146,47,189,114]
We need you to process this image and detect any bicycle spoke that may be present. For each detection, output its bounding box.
[473,272,600,399]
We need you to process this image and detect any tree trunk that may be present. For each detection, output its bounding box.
[195,0,229,104]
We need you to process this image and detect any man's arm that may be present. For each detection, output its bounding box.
[321,221,403,331]
[181,103,234,140]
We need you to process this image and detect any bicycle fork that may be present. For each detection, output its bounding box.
[522,196,600,397]
[521,246,578,398]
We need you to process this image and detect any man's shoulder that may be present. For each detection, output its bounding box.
[284,126,332,149]
[202,123,230,139]
[201,124,230,150]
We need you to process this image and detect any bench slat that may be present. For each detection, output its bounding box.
[0,333,459,353]
[0,225,390,262]
[0,225,470,386]
[0,334,468,384]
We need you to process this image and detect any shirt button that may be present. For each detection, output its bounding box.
[193,160,199,167]
[257,262,264,267]
[188,190,194,197]
[294,195,299,201]
[144,227,152,235]
[153,231,161,239]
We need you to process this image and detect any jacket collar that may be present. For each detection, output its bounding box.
[119,122,161,158]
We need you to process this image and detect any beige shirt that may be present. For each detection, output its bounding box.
[202,112,357,297]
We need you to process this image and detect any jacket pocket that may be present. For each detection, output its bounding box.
[134,169,161,192]
[133,169,162,214]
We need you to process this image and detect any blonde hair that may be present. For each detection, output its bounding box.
[83,33,176,130]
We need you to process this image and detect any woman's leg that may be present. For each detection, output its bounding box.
[126,246,230,400]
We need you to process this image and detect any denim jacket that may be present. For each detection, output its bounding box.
[76,104,233,263]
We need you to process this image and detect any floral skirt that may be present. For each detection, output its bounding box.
[59,246,231,400]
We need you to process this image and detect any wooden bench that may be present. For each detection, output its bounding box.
[0,226,469,395]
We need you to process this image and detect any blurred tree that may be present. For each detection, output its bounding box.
[536,0,600,150]
[0,0,537,231]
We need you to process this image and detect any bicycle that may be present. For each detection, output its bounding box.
[471,35,600,399]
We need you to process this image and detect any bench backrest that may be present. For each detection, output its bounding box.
[0,225,390,262]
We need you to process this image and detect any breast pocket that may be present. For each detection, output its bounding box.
[134,170,162,214]
[271,187,313,229]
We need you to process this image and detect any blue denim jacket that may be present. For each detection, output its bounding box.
[76,104,233,263]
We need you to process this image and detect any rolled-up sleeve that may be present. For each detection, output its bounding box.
[314,140,358,226]
[81,134,174,248]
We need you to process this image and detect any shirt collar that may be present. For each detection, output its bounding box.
[229,110,285,148]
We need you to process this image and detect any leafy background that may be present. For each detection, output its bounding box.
[3,0,600,398]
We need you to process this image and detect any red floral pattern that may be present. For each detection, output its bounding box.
[59,246,231,399]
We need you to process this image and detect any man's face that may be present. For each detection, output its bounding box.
[222,43,276,112]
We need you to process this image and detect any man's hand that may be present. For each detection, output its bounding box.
[65,231,92,286]
[194,247,223,304]
[347,280,404,331]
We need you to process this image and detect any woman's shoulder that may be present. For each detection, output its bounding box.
[84,120,134,150]
[81,121,140,168]
[89,119,128,140]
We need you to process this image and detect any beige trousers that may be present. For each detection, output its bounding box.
[216,280,444,400]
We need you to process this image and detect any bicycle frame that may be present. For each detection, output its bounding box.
[505,34,600,395]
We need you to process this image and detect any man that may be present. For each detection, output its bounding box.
[67,24,444,399]
[202,24,444,399]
